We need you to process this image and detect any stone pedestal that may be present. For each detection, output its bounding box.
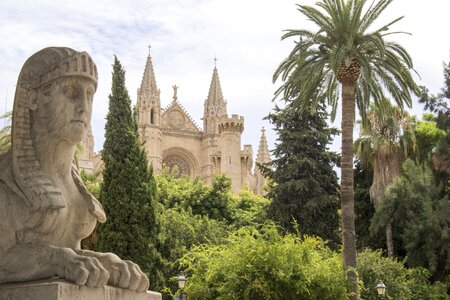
[0,279,162,300]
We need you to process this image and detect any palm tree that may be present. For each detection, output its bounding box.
[355,99,416,257]
[273,0,419,297]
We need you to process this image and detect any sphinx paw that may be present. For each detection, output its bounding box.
[56,249,109,288]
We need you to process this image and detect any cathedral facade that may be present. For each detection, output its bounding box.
[80,53,270,195]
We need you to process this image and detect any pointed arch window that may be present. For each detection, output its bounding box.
[150,108,154,124]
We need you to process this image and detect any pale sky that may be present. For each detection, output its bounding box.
[1,0,449,156]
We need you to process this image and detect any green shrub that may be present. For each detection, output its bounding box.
[357,249,448,300]
[158,207,229,297]
[179,223,349,300]
[231,188,271,228]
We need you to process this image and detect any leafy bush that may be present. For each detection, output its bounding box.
[157,172,234,222]
[156,171,270,227]
[357,249,448,300]
[231,188,270,228]
[80,170,102,199]
[179,223,349,300]
[156,172,270,298]
[158,207,229,298]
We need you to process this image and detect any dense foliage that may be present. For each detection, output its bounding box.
[155,171,270,298]
[358,249,448,300]
[354,162,385,251]
[414,117,446,161]
[261,102,340,246]
[96,56,161,286]
[178,224,448,299]
[179,223,349,300]
[156,171,270,227]
[158,171,232,223]
[273,1,419,295]
[355,100,416,256]
[371,160,449,282]
[158,207,229,297]
[419,58,450,188]
[80,170,101,199]
[81,165,448,298]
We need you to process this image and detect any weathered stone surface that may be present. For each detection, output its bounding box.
[0,280,162,300]
[0,47,152,293]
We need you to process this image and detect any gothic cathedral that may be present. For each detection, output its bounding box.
[79,53,270,195]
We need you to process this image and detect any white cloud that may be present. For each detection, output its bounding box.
[0,0,449,155]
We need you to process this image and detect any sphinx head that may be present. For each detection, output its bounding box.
[10,47,98,210]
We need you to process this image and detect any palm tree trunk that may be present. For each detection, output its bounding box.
[341,79,358,299]
[386,222,394,257]
[371,154,402,257]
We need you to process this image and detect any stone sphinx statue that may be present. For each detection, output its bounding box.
[0,47,149,292]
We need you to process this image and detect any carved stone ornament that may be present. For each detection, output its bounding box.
[163,155,190,177]
[0,47,151,293]
[168,110,184,128]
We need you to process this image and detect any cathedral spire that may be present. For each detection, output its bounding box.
[253,127,271,196]
[203,64,228,135]
[137,49,161,127]
[205,66,227,117]
[256,127,271,164]
[139,52,158,97]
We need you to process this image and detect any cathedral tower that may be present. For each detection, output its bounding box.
[203,66,228,135]
[201,66,228,184]
[136,52,163,172]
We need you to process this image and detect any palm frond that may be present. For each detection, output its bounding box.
[360,0,394,32]
[274,0,418,124]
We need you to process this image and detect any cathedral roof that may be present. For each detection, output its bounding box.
[256,127,271,164]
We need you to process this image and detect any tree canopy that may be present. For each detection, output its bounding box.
[261,102,340,246]
[355,99,416,256]
[96,56,161,287]
[273,1,419,296]
[370,160,449,281]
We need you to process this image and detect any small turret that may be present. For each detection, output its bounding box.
[256,127,271,165]
[218,114,244,134]
[218,114,244,193]
[253,127,271,195]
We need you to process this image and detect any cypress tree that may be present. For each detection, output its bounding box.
[261,102,341,246]
[97,56,160,283]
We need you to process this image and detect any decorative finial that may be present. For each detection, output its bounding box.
[172,84,178,101]
[214,55,218,68]
[262,127,266,133]
[148,44,151,55]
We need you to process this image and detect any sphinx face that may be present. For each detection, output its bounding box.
[33,77,96,145]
